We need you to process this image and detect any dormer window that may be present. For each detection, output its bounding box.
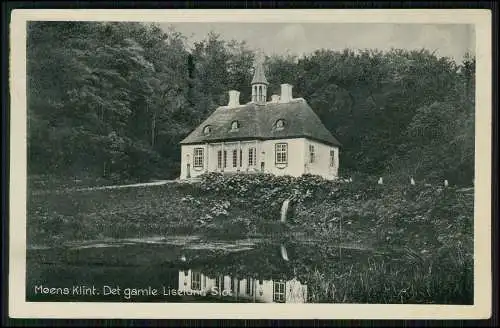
[275,119,285,131]
[203,125,212,135]
[230,121,239,132]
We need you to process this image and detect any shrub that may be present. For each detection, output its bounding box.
[199,173,307,222]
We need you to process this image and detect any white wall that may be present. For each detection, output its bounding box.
[254,279,307,303]
[178,271,307,303]
[255,280,275,303]
[303,138,339,180]
[259,138,306,177]
[260,137,338,179]
[178,271,259,301]
[180,141,263,179]
[207,141,262,174]
[178,270,216,294]
[180,144,205,180]
[180,138,339,180]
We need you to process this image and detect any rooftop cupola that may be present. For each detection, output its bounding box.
[251,58,268,104]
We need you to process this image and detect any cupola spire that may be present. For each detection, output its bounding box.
[251,53,268,104]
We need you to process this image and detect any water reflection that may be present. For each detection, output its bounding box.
[26,237,369,303]
[177,268,308,303]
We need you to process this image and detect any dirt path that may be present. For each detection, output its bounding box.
[74,180,177,192]
[30,179,185,195]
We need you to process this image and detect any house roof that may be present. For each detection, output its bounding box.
[180,98,342,147]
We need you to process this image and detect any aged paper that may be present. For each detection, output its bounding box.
[9,9,492,319]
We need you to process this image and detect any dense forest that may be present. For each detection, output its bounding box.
[27,22,475,185]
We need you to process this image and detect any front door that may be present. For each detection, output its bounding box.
[260,162,265,172]
[186,163,191,178]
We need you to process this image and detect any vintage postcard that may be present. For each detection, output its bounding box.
[9,9,492,319]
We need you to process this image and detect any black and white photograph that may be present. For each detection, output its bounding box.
[8,9,492,319]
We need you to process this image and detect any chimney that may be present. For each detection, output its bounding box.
[271,94,280,103]
[280,84,293,103]
[228,90,240,108]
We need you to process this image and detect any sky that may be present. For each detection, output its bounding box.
[159,23,475,62]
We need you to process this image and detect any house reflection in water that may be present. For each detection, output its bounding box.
[178,269,308,303]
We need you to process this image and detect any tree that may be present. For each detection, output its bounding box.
[27,22,475,185]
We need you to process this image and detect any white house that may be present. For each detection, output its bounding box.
[178,269,308,303]
[179,60,341,180]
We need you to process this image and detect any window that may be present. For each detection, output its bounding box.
[194,148,204,168]
[232,149,238,167]
[275,143,288,164]
[191,272,201,290]
[240,149,243,167]
[218,150,228,169]
[275,119,285,130]
[273,280,286,303]
[203,125,212,135]
[330,149,335,167]
[215,276,221,289]
[248,147,256,166]
[246,278,253,295]
[309,144,315,163]
[230,278,235,293]
[231,121,239,131]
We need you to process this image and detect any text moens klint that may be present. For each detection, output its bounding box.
[33,285,232,299]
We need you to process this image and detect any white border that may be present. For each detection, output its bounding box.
[9,9,492,319]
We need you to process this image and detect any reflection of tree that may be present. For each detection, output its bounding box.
[182,241,439,303]
[189,242,295,281]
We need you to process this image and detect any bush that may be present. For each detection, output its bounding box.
[194,173,472,251]
[199,172,339,203]
[198,173,309,222]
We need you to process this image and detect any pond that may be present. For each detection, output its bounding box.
[26,233,473,304]
[26,235,384,304]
